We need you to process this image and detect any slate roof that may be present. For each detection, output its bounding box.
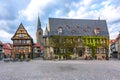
[47,18,109,36]
[37,16,42,31]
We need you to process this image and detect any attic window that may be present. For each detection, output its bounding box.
[94,28,100,35]
[58,27,63,34]
[19,34,24,38]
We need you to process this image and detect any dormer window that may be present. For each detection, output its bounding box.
[58,27,63,34]
[94,28,100,35]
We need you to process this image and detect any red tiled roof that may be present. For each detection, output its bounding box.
[3,43,12,49]
[3,43,13,55]
[109,39,115,44]
[34,43,44,50]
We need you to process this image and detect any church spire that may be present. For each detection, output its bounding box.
[37,16,41,30]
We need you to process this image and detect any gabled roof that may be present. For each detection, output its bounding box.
[47,18,109,36]
[11,23,33,40]
[34,43,44,50]
[3,43,13,55]
[3,43,12,50]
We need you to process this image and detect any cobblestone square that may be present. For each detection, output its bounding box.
[0,60,120,80]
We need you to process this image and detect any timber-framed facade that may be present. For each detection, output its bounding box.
[11,23,33,60]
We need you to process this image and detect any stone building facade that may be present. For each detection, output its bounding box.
[44,18,109,60]
[117,33,120,59]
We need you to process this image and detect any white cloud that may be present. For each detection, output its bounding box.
[0,30,13,43]
[19,0,54,21]
[0,3,9,18]
[110,32,119,39]
[68,0,120,20]
[0,20,9,30]
[55,10,62,16]
[66,0,120,39]
[108,23,120,39]
[25,26,35,42]
[0,0,120,43]
[82,0,93,6]
[100,4,120,22]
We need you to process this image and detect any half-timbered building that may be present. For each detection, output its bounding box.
[11,23,33,60]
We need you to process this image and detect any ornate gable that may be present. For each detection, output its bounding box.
[11,23,32,40]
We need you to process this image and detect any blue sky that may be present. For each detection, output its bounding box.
[0,0,120,43]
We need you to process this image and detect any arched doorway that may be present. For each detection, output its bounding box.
[77,47,85,57]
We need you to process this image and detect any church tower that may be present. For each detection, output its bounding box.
[36,16,43,45]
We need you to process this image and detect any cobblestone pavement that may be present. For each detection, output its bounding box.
[0,60,120,80]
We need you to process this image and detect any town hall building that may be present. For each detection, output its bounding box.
[43,18,109,60]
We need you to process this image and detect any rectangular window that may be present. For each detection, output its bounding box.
[19,40,21,44]
[21,40,24,44]
[25,46,28,50]
[25,40,27,44]
[60,49,63,53]
[21,40,26,44]
[63,49,66,53]
[19,34,24,38]
[14,40,18,43]
[104,49,106,53]
[27,40,30,44]
[25,46,28,53]
[87,48,92,54]
[101,48,104,53]
[16,46,18,50]
[54,48,59,54]
[20,47,23,50]
[96,48,99,54]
